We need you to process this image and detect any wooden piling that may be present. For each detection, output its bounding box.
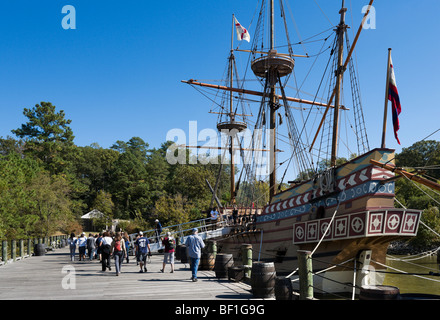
[241,244,252,280]
[298,250,314,300]
[2,240,7,263]
[11,240,16,261]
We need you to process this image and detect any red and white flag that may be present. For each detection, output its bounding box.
[388,56,402,145]
[234,17,250,42]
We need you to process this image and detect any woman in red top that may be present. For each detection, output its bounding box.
[160,232,175,273]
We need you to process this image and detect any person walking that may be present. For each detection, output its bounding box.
[232,205,238,225]
[95,232,103,262]
[112,232,126,276]
[67,233,77,262]
[100,231,113,272]
[77,232,87,261]
[160,232,175,273]
[154,219,162,244]
[134,233,140,265]
[135,231,151,273]
[87,233,96,261]
[122,232,131,263]
[185,228,205,282]
[210,208,219,230]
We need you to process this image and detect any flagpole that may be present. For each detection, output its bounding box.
[231,14,235,51]
[381,48,392,148]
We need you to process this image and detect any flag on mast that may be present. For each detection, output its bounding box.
[388,56,401,145]
[234,17,250,42]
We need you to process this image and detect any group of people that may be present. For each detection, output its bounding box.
[67,231,132,275]
[66,227,206,282]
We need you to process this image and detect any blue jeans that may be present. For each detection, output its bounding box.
[114,251,123,274]
[190,257,200,279]
[69,246,76,261]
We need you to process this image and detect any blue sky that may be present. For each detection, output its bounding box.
[0,0,439,160]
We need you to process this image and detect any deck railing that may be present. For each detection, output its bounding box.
[0,235,68,266]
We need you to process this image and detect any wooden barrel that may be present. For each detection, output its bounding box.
[251,262,276,298]
[34,243,46,256]
[179,245,188,263]
[215,253,234,279]
[228,266,244,282]
[359,285,400,300]
[175,244,182,260]
[200,252,215,270]
[275,277,293,300]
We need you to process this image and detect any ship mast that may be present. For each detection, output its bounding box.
[331,0,348,167]
[228,15,237,204]
[216,14,248,205]
[269,0,277,202]
[249,0,295,202]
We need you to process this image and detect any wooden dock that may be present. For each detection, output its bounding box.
[0,247,260,300]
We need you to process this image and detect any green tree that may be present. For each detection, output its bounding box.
[396,140,440,180]
[0,152,75,238]
[110,150,150,219]
[111,137,148,163]
[71,145,119,207]
[26,172,74,237]
[0,136,24,156]
[409,207,440,248]
[0,153,41,238]
[12,102,75,174]
[154,194,191,226]
[91,190,115,230]
[145,147,170,203]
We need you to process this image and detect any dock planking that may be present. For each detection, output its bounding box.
[0,247,260,300]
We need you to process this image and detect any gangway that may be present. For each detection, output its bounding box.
[129,218,231,253]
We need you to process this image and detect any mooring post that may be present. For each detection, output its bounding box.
[27,239,32,256]
[2,240,7,264]
[241,244,252,280]
[209,240,217,265]
[298,250,314,300]
[19,239,24,258]
[11,239,16,262]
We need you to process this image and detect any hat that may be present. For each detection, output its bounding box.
[192,228,198,234]
[155,219,159,222]
[139,231,143,235]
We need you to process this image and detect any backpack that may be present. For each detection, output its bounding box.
[168,238,175,250]
[114,240,122,252]
[87,238,94,248]
[102,244,111,254]
[69,238,77,248]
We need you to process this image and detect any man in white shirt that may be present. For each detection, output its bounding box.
[77,232,88,261]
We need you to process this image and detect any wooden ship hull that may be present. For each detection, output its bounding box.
[216,148,422,294]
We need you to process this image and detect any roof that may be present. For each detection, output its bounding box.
[81,209,104,219]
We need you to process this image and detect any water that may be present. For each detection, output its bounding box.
[382,254,440,295]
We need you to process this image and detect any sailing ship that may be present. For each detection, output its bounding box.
[181,0,427,295]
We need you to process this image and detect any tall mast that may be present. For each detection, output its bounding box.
[269,0,277,201]
[229,14,236,204]
[330,0,348,167]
